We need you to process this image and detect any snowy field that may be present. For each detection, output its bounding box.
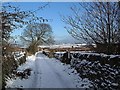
[38,44,92,49]
[6,51,92,88]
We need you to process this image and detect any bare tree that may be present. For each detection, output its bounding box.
[2,3,46,54]
[62,2,120,44]
[21,23,54,54]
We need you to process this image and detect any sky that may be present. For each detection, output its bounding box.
[3,2,82,44]
[2,0,118,2]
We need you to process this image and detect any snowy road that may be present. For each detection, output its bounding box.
[6,52,91,88]
[34,53,77,88]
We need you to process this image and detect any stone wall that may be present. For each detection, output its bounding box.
[54,52,120,89]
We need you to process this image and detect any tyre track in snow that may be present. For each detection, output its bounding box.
[44,58,76,88]
[33,57,42,88]
[34,52,77,88]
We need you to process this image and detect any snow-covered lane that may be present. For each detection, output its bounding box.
[33,52,90,88]
[6,52,91,88]
[34,53,76,88]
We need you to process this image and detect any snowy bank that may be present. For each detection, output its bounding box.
[54,52,120,89]
[6,55,35,88]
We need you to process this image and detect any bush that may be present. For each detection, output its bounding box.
[2,52,26,88]
[18,55,26,65]
[62,52,72,64]
[2,55,18,88]
[96,43,120,54]
[26,44,38,54]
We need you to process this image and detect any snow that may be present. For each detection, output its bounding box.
[17,55,35,71]
[6,52,91,88]
[6,55,36,88]
[13,51,26,61]
[38,43,92,49]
